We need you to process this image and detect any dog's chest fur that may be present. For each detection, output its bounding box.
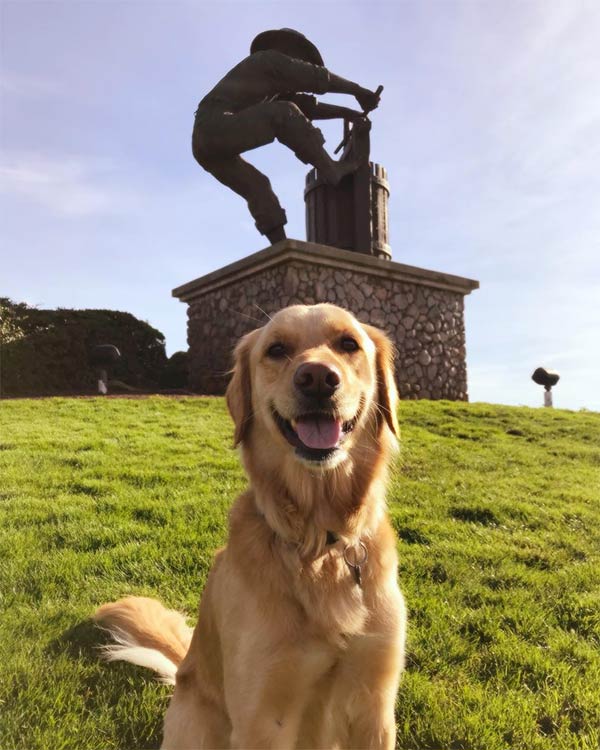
[288,546,370,641]
[229,492,371,642]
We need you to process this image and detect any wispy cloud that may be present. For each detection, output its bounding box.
[0,152,139,217]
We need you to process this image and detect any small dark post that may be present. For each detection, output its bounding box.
[89,345,121,395]
[531,367,560,407]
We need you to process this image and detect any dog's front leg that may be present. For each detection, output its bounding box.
[227,642,334,750]
[346,691,397,750]
[340,606,406,750]
[343,645,404,750]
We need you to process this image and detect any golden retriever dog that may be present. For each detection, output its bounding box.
[95,303,406,749]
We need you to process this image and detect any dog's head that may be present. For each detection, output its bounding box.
[226,304,399,469]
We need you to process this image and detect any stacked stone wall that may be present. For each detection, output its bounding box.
[187,259,468,400]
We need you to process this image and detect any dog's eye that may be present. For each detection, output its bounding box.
[340,337,360,353]
[266,342,287,359]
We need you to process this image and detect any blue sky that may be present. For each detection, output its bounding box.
[1,0,599,410]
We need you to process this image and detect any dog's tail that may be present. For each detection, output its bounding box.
[93,596,193,686]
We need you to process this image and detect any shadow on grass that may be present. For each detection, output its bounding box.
[47,618,111,663]
[450,506,499,526]
[47,619,166,749]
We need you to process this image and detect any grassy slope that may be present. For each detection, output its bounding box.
[0,397,598,750]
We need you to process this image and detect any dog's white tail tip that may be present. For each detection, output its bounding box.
[99,641,177,685]
[97,624,178,684]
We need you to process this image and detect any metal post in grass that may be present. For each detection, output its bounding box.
[89,345,121,395]
[531,367,560,407]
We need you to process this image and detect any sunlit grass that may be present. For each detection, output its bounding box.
[0,397,598,749]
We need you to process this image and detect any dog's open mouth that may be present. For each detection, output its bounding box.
[273,409,357,462]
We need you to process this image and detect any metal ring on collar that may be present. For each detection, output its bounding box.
[343,541,368,568]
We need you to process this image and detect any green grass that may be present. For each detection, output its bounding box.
[0,397,599,750]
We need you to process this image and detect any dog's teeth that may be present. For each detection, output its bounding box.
[290,419,297,430]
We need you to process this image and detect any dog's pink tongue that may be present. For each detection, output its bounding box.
[295,415,342,450]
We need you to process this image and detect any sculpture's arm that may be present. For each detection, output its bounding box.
[310,102,365,121]
[326,73,381,113]
[265,52,380,113]
[285,93,362,121]
[284,93,320,118]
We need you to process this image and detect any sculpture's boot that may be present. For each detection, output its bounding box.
[340,116,371,166]
[266,225,286,244]
[311,149,360,186]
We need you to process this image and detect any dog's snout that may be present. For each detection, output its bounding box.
[294,362,341,398]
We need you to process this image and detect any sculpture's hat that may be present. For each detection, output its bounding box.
[250,28,324,66]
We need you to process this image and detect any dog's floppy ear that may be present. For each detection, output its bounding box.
[363,324,400,437]
[226,328,260,447]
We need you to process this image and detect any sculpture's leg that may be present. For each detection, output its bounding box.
[192,101,358,239]
[269,101,359,185]
[197,154,287,243]
[196,102,359,189]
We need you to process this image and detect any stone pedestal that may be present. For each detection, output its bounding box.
[172,240,479,399]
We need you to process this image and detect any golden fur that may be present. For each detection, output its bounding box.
[95,303,407,749]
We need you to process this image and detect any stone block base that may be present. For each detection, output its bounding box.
[172,240,479,399]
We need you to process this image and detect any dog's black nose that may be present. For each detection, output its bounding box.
[294,362,341,398]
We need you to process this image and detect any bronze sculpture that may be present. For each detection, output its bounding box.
[192,28,382,244]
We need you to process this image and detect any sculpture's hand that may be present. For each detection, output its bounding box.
[355,87,381,113]
[352,115,372,133]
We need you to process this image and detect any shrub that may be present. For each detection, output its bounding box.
[0,299,168,397]
[159,351,189,390]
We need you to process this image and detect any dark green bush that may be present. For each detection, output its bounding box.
[159,351,189,390]
[0,298,168,397]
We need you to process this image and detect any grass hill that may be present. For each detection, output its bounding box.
[0,397,598,750]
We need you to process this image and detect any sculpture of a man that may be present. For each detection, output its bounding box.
[192,28,381,244]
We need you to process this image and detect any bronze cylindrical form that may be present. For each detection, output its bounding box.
[305,162,391,260]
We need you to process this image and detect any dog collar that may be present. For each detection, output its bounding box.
[255,501,367,586]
